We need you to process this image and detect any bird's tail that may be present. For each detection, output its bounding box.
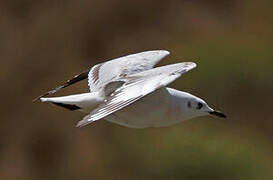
[40,92,102,112]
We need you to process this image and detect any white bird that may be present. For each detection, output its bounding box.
[35,50,226,128]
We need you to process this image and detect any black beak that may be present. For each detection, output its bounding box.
[209,110,226,118]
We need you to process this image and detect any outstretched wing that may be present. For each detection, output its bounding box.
[88,50,170,92]
[76,62,196,127]
[33,50,169,101]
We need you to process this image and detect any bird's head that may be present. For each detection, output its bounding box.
[176,91,226,120]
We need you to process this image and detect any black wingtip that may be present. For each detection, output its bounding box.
[32,95,43,102]
[33,69,89,103]
[52,102,81,111]
[32,98,39,102]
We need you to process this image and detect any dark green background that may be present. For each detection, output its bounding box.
[1,0,272,179]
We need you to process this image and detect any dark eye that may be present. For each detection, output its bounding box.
[197,102,203,109]
[187,101,192,108]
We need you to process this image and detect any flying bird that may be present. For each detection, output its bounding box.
[34,50,226,128]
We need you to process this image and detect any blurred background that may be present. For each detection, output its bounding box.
[1,0,272,179]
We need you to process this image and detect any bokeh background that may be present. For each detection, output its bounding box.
[1,0,272,179]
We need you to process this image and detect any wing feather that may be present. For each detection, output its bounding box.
[88,50,170,92]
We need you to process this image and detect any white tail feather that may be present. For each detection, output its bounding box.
[40,92,103,112]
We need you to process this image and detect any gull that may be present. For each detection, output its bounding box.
[34,50,226,128]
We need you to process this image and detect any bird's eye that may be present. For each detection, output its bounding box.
[187,101,192,108]
[197,102,203,109]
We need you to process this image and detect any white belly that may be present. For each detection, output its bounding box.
[104,88,181,128]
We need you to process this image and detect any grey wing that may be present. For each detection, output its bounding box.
[88,50,169,92]
[76,62,196,127]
